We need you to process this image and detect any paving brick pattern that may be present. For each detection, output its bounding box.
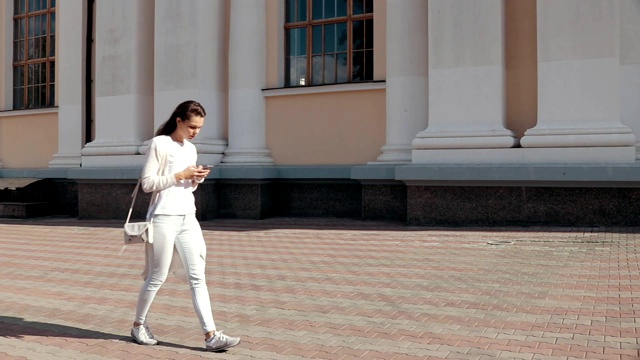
[0,217,638,359]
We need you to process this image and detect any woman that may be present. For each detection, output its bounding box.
[131,100,240,352]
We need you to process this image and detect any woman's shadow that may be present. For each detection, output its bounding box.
[0,316,212,352]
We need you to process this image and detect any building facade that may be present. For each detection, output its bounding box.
[0,0,640,225]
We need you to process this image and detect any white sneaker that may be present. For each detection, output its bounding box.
[205,330,241,351]
[131,324,158,345]
[143,324,157,342]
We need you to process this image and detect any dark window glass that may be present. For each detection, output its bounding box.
[49,83,55,106]
[336,0,347,17]
[324,0,336,19]
[312,0,323,20]
[14,0,26,15]
[353,0,373,15]
[336,22,347,52]
[286,0,307,23]
[312,25,322,54]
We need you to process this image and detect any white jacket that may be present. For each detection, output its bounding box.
[139,135,205,281]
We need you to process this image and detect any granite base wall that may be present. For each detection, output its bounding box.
[78,181,151,220]
[272,180,362,218]
[76,180,368,220]
[362,183,407,222]
[407,186,640,226]
[52,180,79,216]
[74,181,640,226]
[215,181,273,220]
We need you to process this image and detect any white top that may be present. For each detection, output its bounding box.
[141,135,202,218]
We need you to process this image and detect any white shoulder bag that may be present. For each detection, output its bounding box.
[123,178,153,244]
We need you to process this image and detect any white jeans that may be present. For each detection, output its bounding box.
[134,214,216,333]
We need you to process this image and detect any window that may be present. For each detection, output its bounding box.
[13,0,56,109]
[285,0,373,87]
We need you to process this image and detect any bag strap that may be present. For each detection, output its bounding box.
[125,178,142,225]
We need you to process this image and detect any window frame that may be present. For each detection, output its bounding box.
[284,0,373,87]
[12,0,56,110]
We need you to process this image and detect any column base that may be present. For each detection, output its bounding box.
[193,140,228,154]
[138,139,226,166]
[193,140,228,166]
[412,130,518,149]
[222,149,274,165]
[198,154,224,166]
[82,139,144,156]
[49,153,82,168]
[81,154,147,167]
[521,127,636,148]
[412,146,636,164]
[372,145,412,164]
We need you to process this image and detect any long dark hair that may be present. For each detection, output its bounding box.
[155,100,207,136]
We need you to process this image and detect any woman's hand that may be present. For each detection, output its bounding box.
[176,165,210,182]
[193,165,210,182]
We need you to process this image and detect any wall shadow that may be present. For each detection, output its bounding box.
[0,215,639,235]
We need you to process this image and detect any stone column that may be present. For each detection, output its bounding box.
[620,0,640,159]
[374,0,428,163]
[412,0,516,163]
[520,0,635,162]
[222,0,273,165]
[149,0,227,165]
[49,0,85,167]
[81,0,154,167]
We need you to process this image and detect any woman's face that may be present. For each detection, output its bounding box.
[174,115,204,142]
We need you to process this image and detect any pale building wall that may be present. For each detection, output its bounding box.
[0,1,638,169]
[0,113,57,168]
[620,0,640,158]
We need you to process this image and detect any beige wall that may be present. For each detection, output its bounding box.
[266,90,385,164]
[0,113,58,168]
[373,0,386,81]
[505,0,537,139]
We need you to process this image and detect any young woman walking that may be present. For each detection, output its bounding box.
[131,100,240,352]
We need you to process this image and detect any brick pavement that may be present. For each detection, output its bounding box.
[0,217,638,360]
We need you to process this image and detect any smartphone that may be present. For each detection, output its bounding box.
[200,165,212,171]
